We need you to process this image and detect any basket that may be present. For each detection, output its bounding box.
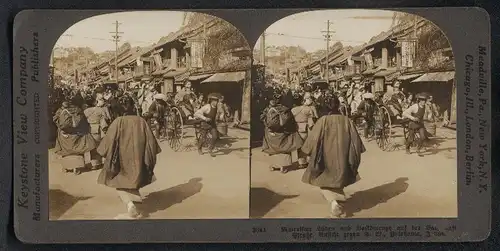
[425,122,437,137]
[217,123,228,136]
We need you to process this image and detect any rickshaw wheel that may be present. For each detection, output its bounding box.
[201,128,213,149]
[166,107,184,151]
[403,124,421,149]
[376,106,392,151]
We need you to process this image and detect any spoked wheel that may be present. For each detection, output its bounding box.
[200,129,213,149]
[166,107,184,151]
[404,126,421,149]
[375,106,392,151]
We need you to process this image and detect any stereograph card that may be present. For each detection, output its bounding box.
[12,8,491,243]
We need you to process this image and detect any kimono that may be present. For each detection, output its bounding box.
[356,99,377,138]
[53,105,97,170]
[216,102,231,136]
[97,115,161,189]
[84,106,110,167]
[424,102,440,136]
[301,115,366,189]
[291,105,317,166]
[261,104,303,168]
[148,100,167,138]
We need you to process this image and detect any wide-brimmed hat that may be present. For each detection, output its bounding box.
[416,93,428,100]
[362,92,374,99]
[207,93,221,101]
[153,93,167,101]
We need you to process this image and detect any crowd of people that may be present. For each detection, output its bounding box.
[257,79,445,218]
[49,80,231,219]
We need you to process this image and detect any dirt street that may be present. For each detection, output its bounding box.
[250,127,457,218]
[49,128,250,220]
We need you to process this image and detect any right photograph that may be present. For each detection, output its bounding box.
[250,9,457,219]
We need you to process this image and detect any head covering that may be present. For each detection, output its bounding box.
[207,93,220,101]
[183,93,195,103]
[303,92,312,100]
[362,92,374,99]
[154,93,167,101]
[96,98,105,107]
[271,89,282,101]
[325,95,340,114]
[118,95,136,116]
[393,81,401,87]
[416,92,428,100]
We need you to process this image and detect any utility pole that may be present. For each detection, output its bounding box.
[321,20,335,88]
[260,31,266,66]
[413,15,418,58]
[110,21,123,86]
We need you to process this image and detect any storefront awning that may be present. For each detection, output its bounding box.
[164,68,189,78]
[373,68,399,77]
[189,73,213,81]
[411,71,455,83]
[174,70,194,82]
[397,73,423,81]
[362,67,382,75]
[201,71,245,84]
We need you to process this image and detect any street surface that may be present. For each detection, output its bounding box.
[250,127,457,218]
[49,128,250,220]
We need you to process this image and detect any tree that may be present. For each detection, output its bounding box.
[182,12,248,70]
[415,23,451,70]
[203,20,249,70]
[392,11,452,70]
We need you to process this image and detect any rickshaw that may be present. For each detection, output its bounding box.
[372,92,427,151]
[164,92,221,152]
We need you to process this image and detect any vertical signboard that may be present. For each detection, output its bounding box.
[190,40,204,68]
[401,41,416,68]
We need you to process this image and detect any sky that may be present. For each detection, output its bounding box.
[254,9,398,52]
[55,10,400,54]
[54,11,186,53]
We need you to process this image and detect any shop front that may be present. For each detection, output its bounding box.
[199,71,247,123]
[409,71,456,127]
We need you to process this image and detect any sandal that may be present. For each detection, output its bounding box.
[329,201,346,218]
[127,203,144,219]
[73,168,82,175]
[269,165,280,171]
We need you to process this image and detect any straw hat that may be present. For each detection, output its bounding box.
[362,93,374,99]
[153,93,167,101]
[416,92,429,100]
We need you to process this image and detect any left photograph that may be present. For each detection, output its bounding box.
[48,11,252,220]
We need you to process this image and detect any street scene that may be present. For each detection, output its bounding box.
[251,10,457,218]
[49,11,251,220]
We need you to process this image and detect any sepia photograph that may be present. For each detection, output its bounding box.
[48,11,251,220]
[250,10,457,219]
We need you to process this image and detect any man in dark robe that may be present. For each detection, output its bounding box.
[301,95,366,218]
[97,96,161,219]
